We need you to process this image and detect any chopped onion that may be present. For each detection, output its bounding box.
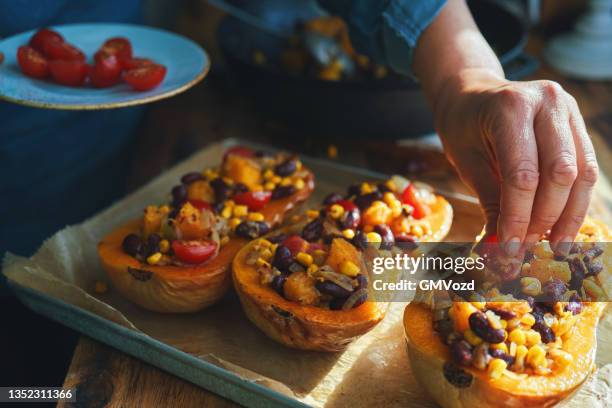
[390,174,410,193]
[313,266,354,292]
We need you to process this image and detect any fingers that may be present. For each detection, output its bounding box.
[524,83,577,246]
[549,98,598,252]
[458,158,501,236]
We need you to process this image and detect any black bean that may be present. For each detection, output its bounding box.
[488,308,516,321]
[434,319,454,344]
[212,202,225,214]
[181,172,203,185]
[351,231,368,250]
[147,234,161,254]
[541,278,567,302]
[267,234,288,244]
[274,158,297,177]
[468,311,505,344]
[569,243,582,254]
[346,184,361,198]
[272,245,293,271]
[235,221,270,240]
[271,185,296,200]
[374,224,394,250]
[323,233,344,244]
[301,218,323,242]
[349,291,368,309]
[443,362,473,388]
[355,274,368,291]
[489,348,515,366]
[554,253,567,261]
[376,183,391,193]
[323,192,343,206]
[394,234,418,251]
[566,293,583,315]
[233,182,249,194]
[122,234,142,257]
[523,250,535,263]
[329,297,347,310]
[316,281,352,298]
[271,273,287,296]
[210,177,231,203]
[353,191,383,210]
[532,321,556,343]
[568,257,587,291]
[587,261,603,277]
[340,207,361,230]
[583,245,603,263]
[255,150,272,157]
[171,184,187,206]
[450,340,473,366]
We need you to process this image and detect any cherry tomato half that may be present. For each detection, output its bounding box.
[43,40,85,61]
[172,240,217,264]
[400,183,431,219]
[188,199,212,211]
[48,60,89,87]
[29,28,64,53]
[233,191,272,211]
[90,52,122,88]
[99,37,132,64]
[122,57,155,70]
[282,235,309,255]
[17,46,49,79]
[223,146,255,160]
[124,64,167,91]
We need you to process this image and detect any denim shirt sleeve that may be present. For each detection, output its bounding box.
[316,0,447,75]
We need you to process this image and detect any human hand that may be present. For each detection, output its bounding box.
[433,68,599,255]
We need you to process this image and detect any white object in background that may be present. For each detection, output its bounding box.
[544,0,612,79]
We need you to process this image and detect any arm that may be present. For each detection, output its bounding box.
[413,0,599,255]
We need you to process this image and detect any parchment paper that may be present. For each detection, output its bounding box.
[3,140,611,407]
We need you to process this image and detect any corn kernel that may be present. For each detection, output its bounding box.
[500,320,508,329]
[159,205,170,215]
[260,248,273,260]
[313,249,327,265]
[280,177,293,186]
[291,215,301,223]
[258,239,272,248]
[488,358,507,379]
[327,144,338,159]
[147,252,162,265]
[360,183,375,194]
[526,345,546,368]
[220,236,230,246]
[490,343,508,353]
[329,204,345,219]
[509,329,526,345]
[159,239,170,253]
[521,313,536,327]
[294,178,305,190]
[307,210,320,219]
[264,181,276,191]
[94,281,108,294]
[520,277,541,296]
[225,200,235,208]
[248,212,265,222]
[509,342,517,357]
[229,218,242,229]
[222,177,234,186]
[464,329,482,346]
[471,301,486,310]
[306,264,319,275]
[204,168,218,179]
[296,252,313,267]
[342,229,355,239]
[271,176,282,184]
[221,206,232,219]
[383,192,396,206]
[525,330,542,346]
[233,205,248,217]
[263,169,275,180]
[256,258,270,267]
[366,232,382,243]
[339,260,360,277]
[550,349,573,369]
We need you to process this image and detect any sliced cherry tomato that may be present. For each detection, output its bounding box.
[17,46,49,79]
[172,240,218,264]
[29,28,64,53]
[400,183,431,219]
[334,199,357,211]
[89,52,122,88]
[124,64,167,91]
[98,37,132,64]
[306,242,325,254]
[122,57,155,70]
[48,60,89,87]
[188,199,212,211]
[223,146,256,160]
[282,235,309,255]
[43,40,85,61]
[233,191,272,211]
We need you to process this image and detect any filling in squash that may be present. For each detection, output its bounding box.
[120,146,311,266]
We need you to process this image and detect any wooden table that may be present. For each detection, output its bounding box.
[60,38,612,407]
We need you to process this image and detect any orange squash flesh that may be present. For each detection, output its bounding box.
[98,172,314,313]
[416,195,453,243]
[403,301,608,408]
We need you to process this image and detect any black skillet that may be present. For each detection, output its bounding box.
[217,0,538,139]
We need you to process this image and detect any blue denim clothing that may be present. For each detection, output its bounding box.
[317,0,447,75]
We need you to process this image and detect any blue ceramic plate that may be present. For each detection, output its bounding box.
[0,23,210,110]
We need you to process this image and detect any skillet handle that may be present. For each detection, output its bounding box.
[503,52,539,80]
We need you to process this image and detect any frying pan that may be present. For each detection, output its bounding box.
[217,0,538,139]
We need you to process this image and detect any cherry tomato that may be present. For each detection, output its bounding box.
[400,183,431,219]
[89,52,122,88]
[122,57,155,70]
[483,234,498,243]
[223,146,255,160]
[282,235,309,255]
[98,37,132,64]
[172,240,217,264]
[17,46,49,79]
[334,199,357,211]
[43,40,85,61]
[306,242,325,254]
[124,64,167,91]
[188,199,212,211]
[48,60,89,87]
[29,28,63,53]
[233,191,272,211]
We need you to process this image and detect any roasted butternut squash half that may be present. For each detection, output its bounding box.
[98,147,314,313]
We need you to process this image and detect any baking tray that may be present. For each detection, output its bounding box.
[4,138,482,407]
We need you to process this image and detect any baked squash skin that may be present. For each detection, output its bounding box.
[404,300,607,408]
[98,172,314,313]
[232,236,387,351]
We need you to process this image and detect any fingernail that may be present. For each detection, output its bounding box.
[504,237,521,256]
[554,236,573,256]
[524,233,540,247]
